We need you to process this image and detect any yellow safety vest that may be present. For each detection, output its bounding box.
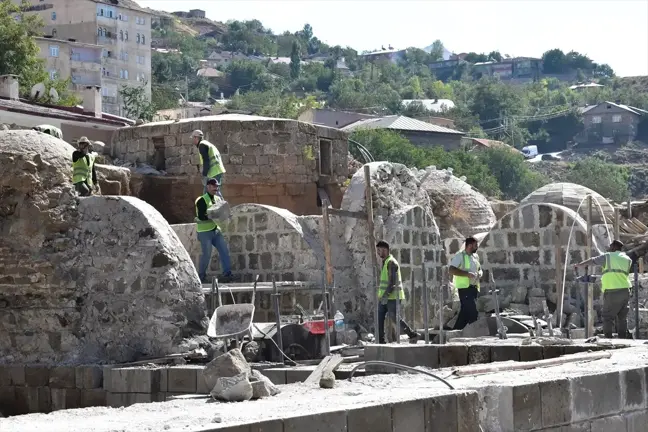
[601,251,632,292]
[195,193,220,233]
[72,153,95,186]
[378,255,404,300]
[198,140,225,178]
[453,251,480,289]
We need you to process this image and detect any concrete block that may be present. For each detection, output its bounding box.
[167,367,198,393]
[468,345,491,364]
[249,420,283,432]
[562,423,591,432]
[13,386,30,415]
[563,344,593,355]
[621,368,646,410]
[196,371,211,394]
[25,386,51,413]
[519,345,544,362]
[160,367,169,392]
[491,345,521,362]
[107,367,162,393]
[424,393,458,432]
[285,369,311,384]
[540,379,571,427]
[0,386,16,415]
[79,389,107,408]
[49,366,76,388]
[283,410,347,432]
[75,365,103,389]
[477,385,514,431]
[590,415,625,432]
[261,368,287,385]
[570,372,621,422]
[626,411,648,432]
[50,388,80,411]
[392,345,439,369]
[347,405,392,432]
[25,365,50,387]
[513,383,542,431]
[391,399,425,432]
[0,365,25,386]
[365,345,396,373]
[457,391,480,432]
[543,345,565,359]
[438,344,468,367]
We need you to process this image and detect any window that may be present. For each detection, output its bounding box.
[120,69,128,79]
[97,27,101,36]
[318,139,333,176]
[52,29,57,37]
[592,116,602,124]
[137,72,146,82]
[108,10,113,18]
[120,30,123,40]
[124,31,128,41]
[49,70,57,80]
[141,35,145,45]
[99,8,104,16]
[51,11,56,20]
[137,55,145,64]
[141,18,145,25]
[613,115,622,123]
[121,51,128,61]
[49,45,59,57]
[136,33,140,43]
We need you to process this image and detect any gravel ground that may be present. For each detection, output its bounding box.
[2,343,647,432]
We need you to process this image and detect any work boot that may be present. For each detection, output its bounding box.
[408,331,421,344]
[219,272,238,283]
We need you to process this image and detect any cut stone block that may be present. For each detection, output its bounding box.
[283,410,347,432]
[512,383,541,432]
[0,386,16,415]
[391,399,425,432]
[167,366,198,393]
[477,385,513,431]
[468,345,491,364]
[540,379,571,427]
[196,371,211,394]
[590,414,625,432]
[392,345,439,369]
[491,345,520,362]
[75,366,103,389]
[79,389,107,408]
[347,405,392,432]
[424,393,458,431]
[25,387,51,413]
[438,344,468,367]
[261,368,287,385]
[457,391,480,432]
[107,368,162,393]
[519,345,543,362]
[626,411,648,432]
[49,366,76,389]
[249,419,283,432]
[25,366,50,387]
[542,345,564,359]
[0,365,25,386]
[50,388,80,411]
[621,368,646,410]
[570,372,621,422]
[285,369,311,384]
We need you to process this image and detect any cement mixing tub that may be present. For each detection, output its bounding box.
[207,276,258,343]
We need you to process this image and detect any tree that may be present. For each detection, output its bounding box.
[119,83,155,121]
[0,1,43,83]
[488,51,503,62]
[464,52,489,63]
[541,49,567,74]
[477,147,549,200]
[566,158,630,202]
[290,41,301,79]
[301,23,313,41]
[428,40,445,61]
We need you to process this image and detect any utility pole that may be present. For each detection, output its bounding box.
[185,75,189,105]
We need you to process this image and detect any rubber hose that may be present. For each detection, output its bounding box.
[347,361,455,389]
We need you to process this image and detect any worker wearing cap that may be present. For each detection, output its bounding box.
[449,237,482,330]
[575,240,633,338]
[193,130,225,198]
[195,178,235,284]
[72,136,97,197]
[376,240,421,344]
[33,124,63,140]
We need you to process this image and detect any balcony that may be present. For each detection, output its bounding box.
[102,96,118,104]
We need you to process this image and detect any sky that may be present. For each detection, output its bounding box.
[138,0,648,77]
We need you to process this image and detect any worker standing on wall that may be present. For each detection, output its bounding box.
[32,124,63,140]
[193,130,225,198]
[376,241,421,344]
[449,237,482,330]
[574,240,633,339]
[71,137,97,197]
[195,178,235,284]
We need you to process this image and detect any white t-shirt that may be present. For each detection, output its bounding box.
[450,251,481,273]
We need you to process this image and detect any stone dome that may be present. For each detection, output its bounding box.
[418,168,496,239]
[520,182,614,224]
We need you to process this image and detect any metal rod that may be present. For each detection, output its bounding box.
[555,225,564,330]
[410,272,416,330]
[422,262,429,344]
[210,276,216,316]
[437,267,445,344]
[628,198,632,219]
[364,165,380,342]
[634,261,639,339]
[272,275,284,364]
[614,208,620,241]
[215,278,221,307]
[586,195,594,338]
[347,361,455,389]
[395,294,401,344]
[322,280,331,356]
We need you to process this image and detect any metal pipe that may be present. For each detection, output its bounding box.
[322,282,331,356]
[210,276,216,316]
[347,361,455,389]
[422,262,429,344]
[272,275,284,364]
[410,273,416,331]
[634,261,639,339]
[437,268,445,344]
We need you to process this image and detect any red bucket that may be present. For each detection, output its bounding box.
[303,319,335,335]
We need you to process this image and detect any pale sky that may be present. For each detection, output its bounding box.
[139,0,648,77]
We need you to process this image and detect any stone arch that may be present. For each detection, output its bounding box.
[477,202,603,314]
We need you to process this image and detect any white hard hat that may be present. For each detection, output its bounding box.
[191,129,204,138]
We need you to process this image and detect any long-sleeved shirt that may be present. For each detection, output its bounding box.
[196,193,218,231]
[199,142,211,177]
[382,258,400,297]
[71,151,97,185]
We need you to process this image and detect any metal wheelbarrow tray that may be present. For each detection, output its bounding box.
[207,276,258,340]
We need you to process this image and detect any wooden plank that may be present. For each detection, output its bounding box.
[328,208,367,220]
[303,354,343,385]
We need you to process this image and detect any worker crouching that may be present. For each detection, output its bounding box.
[376,241,421,344]
[71,136,97,196]
[193,129,225,198]
[449,237,482,330]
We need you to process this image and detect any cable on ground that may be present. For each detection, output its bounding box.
[347,361,455,389]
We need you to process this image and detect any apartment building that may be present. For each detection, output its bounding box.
[19,0,152,117]
[34,36,103,91]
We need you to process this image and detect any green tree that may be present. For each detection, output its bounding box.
[566,157,630,202]
[0,1,43,84]
[119,83,155,121]
[428,40,445,62]
[290,41,301,79]
[477,147,549,200]
[301,23,313,41]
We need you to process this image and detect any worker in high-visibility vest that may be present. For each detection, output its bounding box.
[195,178,235,284]
[193,129,225,198]
[574,240,633,338]
[376,240,420,344]
[449,237,482,330]
[33,124,63,140]
[71,136,97,196]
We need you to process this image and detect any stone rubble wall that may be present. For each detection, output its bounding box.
[0,131,206,365]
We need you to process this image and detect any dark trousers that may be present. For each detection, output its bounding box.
[377,299,415,344]
[602,289,630,338]
[454,286,479,330]
[74,181,91,196]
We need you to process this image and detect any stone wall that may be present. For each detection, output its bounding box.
[0,131,206,365]
[109,115,349,221]
[476,203,603,315]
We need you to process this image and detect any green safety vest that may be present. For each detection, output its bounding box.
[601,251,632,292]
[378,255,404,300]
[453,251,480,289]
[198,140,225,178]
[195,193,220,233]
[72,153,95,186]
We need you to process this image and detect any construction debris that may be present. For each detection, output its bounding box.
[303,354,344,388]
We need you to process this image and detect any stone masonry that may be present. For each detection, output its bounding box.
[109,115,349,222]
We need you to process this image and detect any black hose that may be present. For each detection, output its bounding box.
[347,361,455,389]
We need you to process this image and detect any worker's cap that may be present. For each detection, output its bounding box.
[611,239,624,248]
[206,178,220,186]
[78,136,91,147]
[191,129,204,138]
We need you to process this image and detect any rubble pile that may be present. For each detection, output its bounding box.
[203,349,280,402]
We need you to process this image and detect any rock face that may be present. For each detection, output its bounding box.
[203,349,250,390]
[0,131,206,364]
[95,164,132,196]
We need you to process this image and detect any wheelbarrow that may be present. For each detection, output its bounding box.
[207,275,258,350]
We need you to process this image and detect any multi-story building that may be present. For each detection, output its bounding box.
[34,36,103,90]
[18,0,152,117]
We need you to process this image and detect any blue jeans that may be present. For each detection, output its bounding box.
[203,173,224,199]
[197,229,231,281]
